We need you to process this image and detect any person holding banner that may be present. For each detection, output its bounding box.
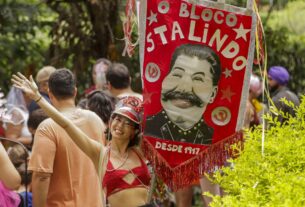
[145,44,221,145]
[11,72,152,207]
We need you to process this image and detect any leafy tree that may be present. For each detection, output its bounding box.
[262,0,305,95]
[0,0,52,93]
[0,0,122,96]
[203,1,305,206]
[45,0,121,94]
[264,26,305,95]
[210,98,305,206]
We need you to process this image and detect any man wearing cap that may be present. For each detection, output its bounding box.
[268,66,300,124]
[28,66,56,113]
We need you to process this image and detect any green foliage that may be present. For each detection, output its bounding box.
[46,0,121,96]
[266,0,305,36]
[210,97,305,206]
[0,0,122,96]
[264,25,305,95]
[1,0,303,98]
[0,0,54,93]
[224,0,247,7]
[260,0,305,95]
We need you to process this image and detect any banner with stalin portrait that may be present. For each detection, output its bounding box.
[138,0,256,190]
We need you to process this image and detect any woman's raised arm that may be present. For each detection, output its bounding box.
[11,73,103,169]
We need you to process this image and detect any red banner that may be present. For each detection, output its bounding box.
[139,0,256,190]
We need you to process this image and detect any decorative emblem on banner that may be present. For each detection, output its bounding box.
[212,106,231,126]
[139,0,256,190]
[145,62,161,82]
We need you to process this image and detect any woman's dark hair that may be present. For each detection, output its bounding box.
[77,98,88,109]
[17,163,32,185]
[27,109,48,130]
[128,124,141,148]
[87,90,116,124]
[8,144,32,185]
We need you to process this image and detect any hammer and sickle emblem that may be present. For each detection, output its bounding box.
[211,107,231,126]
[148,65,158,78]
[145,63,160,83]
[213,110,228,122]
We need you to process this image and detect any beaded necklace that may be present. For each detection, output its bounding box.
[105,148,129,172]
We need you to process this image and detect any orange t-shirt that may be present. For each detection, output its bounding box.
[29,109,105,207]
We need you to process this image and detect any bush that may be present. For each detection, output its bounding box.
[210,97,305,207]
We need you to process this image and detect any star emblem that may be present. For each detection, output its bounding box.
[143,91,154,104]
[221,86,236,102]
[222,68,232,78]
[147,10,158,26]
[233,23,251,41]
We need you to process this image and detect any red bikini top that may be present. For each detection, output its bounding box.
[102,149,151,198]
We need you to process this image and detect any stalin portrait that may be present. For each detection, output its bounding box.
[144,43,221,145]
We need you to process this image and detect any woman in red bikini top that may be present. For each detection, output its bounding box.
[101,96,151,207]
[11,74,152,207]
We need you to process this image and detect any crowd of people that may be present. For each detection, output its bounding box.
[0,57,300,207]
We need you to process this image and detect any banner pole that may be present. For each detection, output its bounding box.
[247,0,254,10]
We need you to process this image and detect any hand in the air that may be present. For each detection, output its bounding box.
[11,72,41,101]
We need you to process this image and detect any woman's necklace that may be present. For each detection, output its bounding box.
[106,148,129,172]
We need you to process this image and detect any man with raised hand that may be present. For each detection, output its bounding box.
[28,69,105,207]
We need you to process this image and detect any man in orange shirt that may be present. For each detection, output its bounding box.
[28,69,105,207]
